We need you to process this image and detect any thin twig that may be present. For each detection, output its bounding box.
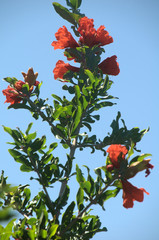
[26,97,72,147]
[28,156,55,217]
[59,176,117,237]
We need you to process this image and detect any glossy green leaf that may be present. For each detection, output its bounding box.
[8,102,32,111]
[76,187,84,210]
[72,105,82,133]
[3,77,18,85]
[40,229,47,238]
[20,164,33,172]
[76,164,85,183]
[129,153,152,165]
[31,136,46,152]
[42,154,53,164]
[52,2,80,25]
[70,0,82,9]
[8,149,22,159]
[3,126,22,143]
[61,201,75,226]
[52,94,63,104]
[49,224,59,239]
[83,122,92,131]
[82,96,88,110]
[80,181,91,195]
[75,85,81,105]
[100,188,120,202]
[0,218,16,240]
[26,132,37,143]
[84,69,96,84]
[25,122,33,135]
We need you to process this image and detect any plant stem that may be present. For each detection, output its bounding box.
[59,176,117,237]
[28,156,55,217]
[26,97,72,147]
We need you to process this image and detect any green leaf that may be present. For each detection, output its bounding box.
[80,181,91,195]
[89,101,114,113]
[127,142,135,160]
[70,0,82,9]
[8,149,22,159]
[20,164,33,172]
[40,229,47,238]
[130,153,152,165]
[8,102,32,111]
[100,188,120,202]
[72,105,82,133]
[83,122,92,131]
[21,83,30,94]
[49,224,59,239]
[3,77,18,85]
[31,136,46,152]
[0,218,16,240]
[52,94,63,104]
[25,122,33,135]
[42,154,53,164]
[61,201,75,226]
[3,126,22,143]
[82,96,88,110]
[26,131,37,143]
[76,164,85,183]
[52,2,80,25]
[84,69,96,84]
[76,187,84,210]
[74,85,81,105]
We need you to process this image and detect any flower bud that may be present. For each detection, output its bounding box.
[21,68,38,87]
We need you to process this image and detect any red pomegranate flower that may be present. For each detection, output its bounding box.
[78,17,113,47]
[2,85,22,105]
[98,55,120,76]
[53,60,79,80]
[106,144,128,168]
[51,26,79,50]
[2,68,40,105]
[121,180,149,209]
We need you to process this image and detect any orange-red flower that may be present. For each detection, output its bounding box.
[121,180,149,209]
[51,26,79,50]
[98,55,120,76]
[78,17,113,47]
[53,60,80,80]
[2,84,23,105]
[3,68,40,105]
[106,144,128,168]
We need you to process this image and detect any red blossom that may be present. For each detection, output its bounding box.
[2,68,40,105]
[2,85,22,105]
[53,60,79,80]
[78,17,113,47]
[51,26,79,50]
[98,55,120,76]
[121,180,149,209]
[106,144,128,168]
[14,80,25,90]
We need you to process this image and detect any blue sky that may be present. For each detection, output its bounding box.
[0,0,159,239]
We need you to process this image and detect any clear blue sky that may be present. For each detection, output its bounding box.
[0,0,159,239]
